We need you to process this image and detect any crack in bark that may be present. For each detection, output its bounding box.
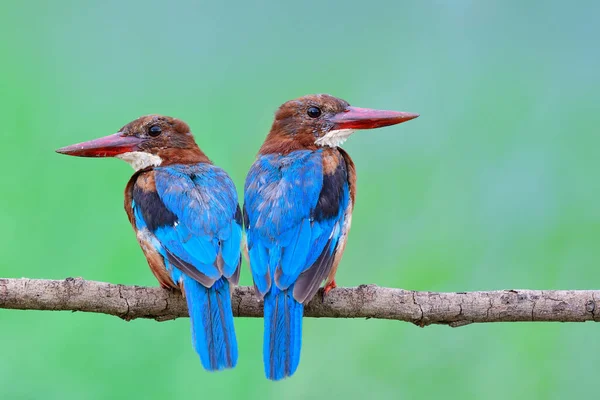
[117,285,131,321]
[411,291,424,327]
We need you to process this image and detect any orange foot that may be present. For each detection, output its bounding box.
[323,280,337,295]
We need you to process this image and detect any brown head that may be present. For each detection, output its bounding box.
[56,115,209,170]
[259,94,419,154]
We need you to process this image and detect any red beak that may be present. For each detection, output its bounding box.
[56,133,142,157]
[330,106,419,130]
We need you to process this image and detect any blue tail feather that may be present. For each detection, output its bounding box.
[263,285,303,380]
[183,275,238,371]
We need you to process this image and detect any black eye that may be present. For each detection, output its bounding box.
[307,106,321,118]
[148,125,162,137]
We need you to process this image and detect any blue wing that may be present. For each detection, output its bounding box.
[133,164,242,287]
[244,149,349,303]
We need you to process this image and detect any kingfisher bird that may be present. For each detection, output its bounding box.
[244,94,418,380]
[57,115,242,371]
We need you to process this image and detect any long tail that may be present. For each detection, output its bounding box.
[182,275,238,371]
[263,285,304,380]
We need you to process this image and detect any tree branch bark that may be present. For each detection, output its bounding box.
[1,278,598,327]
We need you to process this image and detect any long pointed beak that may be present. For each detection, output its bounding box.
[330,106,419,130]
[56,133,142,157]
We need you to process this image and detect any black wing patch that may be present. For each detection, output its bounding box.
[313,157,347,221]
[133,186,177,232]
[242,204,250,230]
[235,205,243,226]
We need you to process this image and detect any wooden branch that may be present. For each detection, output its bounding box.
[1,278,598,327]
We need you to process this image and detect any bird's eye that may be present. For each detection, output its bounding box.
[307,106,322,118]
[148,125,162,137]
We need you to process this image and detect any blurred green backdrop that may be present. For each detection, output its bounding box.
[2,1,600,399]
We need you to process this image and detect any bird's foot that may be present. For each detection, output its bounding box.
[323,280,337,296]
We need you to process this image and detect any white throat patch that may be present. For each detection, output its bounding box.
[314,129,355,148]
[116,151,162,171]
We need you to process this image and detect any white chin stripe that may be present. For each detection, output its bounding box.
[116,152,162,171]
[315,129,355,147]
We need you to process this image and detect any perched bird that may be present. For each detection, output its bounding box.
[57,115,242,371]
[244,94,418,380]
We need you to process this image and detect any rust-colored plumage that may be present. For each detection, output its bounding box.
[117,115,211,165]
[57,115,210,165]
[259,94,349,155]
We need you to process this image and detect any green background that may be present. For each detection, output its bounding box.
[2,1,599,398]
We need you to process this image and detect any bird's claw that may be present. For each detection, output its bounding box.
[323,280,337,296]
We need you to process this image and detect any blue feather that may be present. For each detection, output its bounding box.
[278,218,312,288]
[132,163,241,371]
[154,225,221,279]
[263,284,303,381]
[249,239,270,295]
[183,275,238,370]
[245,151,327,287]
[221,220,242,277]
[245,149,350,380]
